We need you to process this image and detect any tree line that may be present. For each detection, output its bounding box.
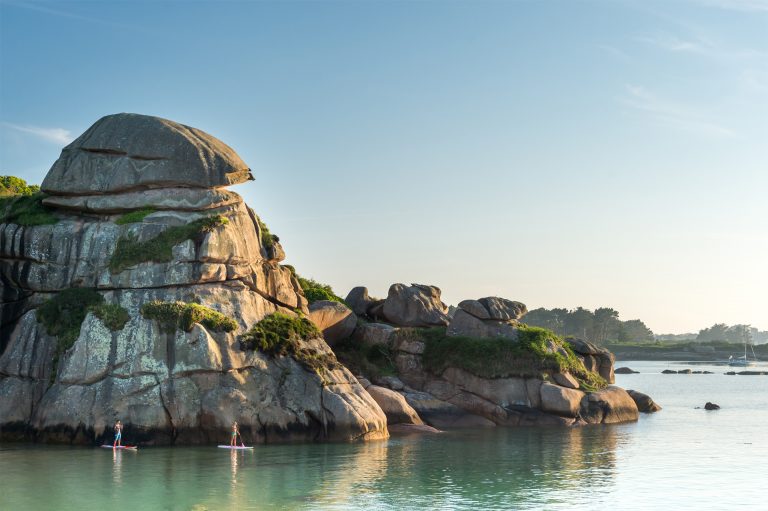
[521,307,654,344]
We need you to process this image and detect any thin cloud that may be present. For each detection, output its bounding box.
[637,34,767,60]
[623,85,736,138]
[3,122,74,145]
[2,0,152,32]
[688,0,768,12]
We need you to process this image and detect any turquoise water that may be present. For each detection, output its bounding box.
[2,360,767,510]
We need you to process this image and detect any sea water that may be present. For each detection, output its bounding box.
[1,360,767,510]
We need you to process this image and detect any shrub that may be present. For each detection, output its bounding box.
[0,193,57,226]
[109,215,228,273]
[240,312,340,373]
[90,303,130,330]
[0,176,40,196]
[115,208,156,225]
[255,215,279,248]
[37,288,105,351]
[420,325,607,391]
[297,276,345,304]
[140,300,238,333]
[332,339,396,380]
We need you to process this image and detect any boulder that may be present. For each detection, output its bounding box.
[627,390,661,413]
[446,309,520,340]
[373,375,406,391]
[477,297,527,321]
[365,385,423,425]
[615,367,639,374]
[662,369,677,374]
[457,299,490,320]
[388,423,441,435]
[353,322,397,347]
[381,283,450,327]
[402,390,496,429]
[42,113,253,195]
[552,372,580,390]
[705,402,720,410]
[308,300,357,345]
[580,386,639,424]
[345,287,376,316]
[539,382,585,417]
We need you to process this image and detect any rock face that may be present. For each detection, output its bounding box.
[381,284,450,327]
[307,300,357,345]
[579,386,639,424]
[0,113,387,445]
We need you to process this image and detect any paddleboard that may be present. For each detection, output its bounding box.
[217,445,254,450]
[101,445,137,450]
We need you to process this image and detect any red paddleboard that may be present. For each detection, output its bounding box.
[101,445,137,450]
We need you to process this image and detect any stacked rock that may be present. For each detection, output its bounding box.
[0,113,387,445]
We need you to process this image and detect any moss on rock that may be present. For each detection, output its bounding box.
[420,325,607,391]
[140,300,238,333]
[115,207,156,225]
[109,215,228,273]
[240,312,341,374]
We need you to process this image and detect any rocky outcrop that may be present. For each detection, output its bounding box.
[381,284,450,327]
[615,367,639,374]
[565,338,616,384]
[0,113,387,445]
[307,300,357,345]
[446,297,526,339]
[345,287,377,316]
[627,390,661,413]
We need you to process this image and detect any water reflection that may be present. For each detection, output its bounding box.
[112,448,122,486]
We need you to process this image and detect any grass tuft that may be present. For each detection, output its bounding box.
[240,312,341,374]
[332,339,396,380]
[115,208,156,225]
[140,300,238,334]
[90,303,130,330]
[0,193,57,226]
[109,215,228,273]
[255,215,279,248]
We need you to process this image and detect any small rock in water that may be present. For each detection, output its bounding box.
[704,402,720,410]
[662,369,677,374]
[678,369,692,374]
[615,367,639,374]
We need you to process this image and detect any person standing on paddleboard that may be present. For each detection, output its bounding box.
[113,420,123,448]
[230,421,243,447]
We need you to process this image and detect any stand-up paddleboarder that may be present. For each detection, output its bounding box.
[113,420,123,448]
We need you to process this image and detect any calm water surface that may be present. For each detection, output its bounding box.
[2,360,767,510]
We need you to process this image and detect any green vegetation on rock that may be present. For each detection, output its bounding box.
[240,312,341,373]
[140,300,238,333]
[109,215,228,273]
[37,289,129,382]
[281,265,345,305]
[90,303,130,330]
[0,176,56,226]
[333,339,396,380]
[420,325,607,391]
[115,207,156,225]
[255,215,279,248]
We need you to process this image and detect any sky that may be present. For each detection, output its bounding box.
[1,0,766,334]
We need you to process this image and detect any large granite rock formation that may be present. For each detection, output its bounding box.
[342,292,642,429]
[0,113,387,445]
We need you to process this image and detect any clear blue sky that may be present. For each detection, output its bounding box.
[1,0,766,333]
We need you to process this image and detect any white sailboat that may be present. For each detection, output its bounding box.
[728,329,758,367]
